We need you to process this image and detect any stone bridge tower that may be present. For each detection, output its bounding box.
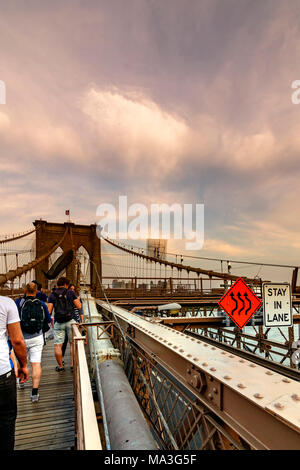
[33,220,102,296]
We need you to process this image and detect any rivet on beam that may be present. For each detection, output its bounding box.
[292,394,300,401]
[274,403,284,409]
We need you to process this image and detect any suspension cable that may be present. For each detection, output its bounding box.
[0,228,37,244]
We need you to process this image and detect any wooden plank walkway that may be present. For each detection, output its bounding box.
[14,336,75,450]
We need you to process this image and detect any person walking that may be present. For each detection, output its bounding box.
[32,280,48,302]
[15,282,51,402]
[0,295,29,450]
[47,277,81,371]
[61,284,83,360]
[68,284,83,323]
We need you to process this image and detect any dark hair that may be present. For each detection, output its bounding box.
[57,276,70,287]
[37,283,42,291]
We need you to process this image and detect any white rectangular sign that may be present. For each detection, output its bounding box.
[263,283,293,327]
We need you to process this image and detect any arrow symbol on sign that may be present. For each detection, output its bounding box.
[244,292,252,315]
[237,292,245,315]
[230,292,238,316]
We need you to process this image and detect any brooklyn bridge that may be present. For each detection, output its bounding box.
[1,219,300,450]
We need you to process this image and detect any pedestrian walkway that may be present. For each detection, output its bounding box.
[14,337,75,450]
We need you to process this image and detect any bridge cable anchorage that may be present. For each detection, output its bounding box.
[79,254,180,447]
[0,227,37,244]
[102,236,262,284]
[0,227,68,287]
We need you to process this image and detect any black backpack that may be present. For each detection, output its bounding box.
[20,297,45,334]
[53,289,74,324]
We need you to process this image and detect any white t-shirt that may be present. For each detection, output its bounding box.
[0,295,20,375]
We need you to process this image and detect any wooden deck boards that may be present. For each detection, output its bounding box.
[14,337,75,450]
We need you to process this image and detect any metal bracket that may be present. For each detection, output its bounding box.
[204,374,222,410]
[186,365,207,394]
[186,365,222,410]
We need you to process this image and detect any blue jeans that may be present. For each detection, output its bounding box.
[0,369,17,450]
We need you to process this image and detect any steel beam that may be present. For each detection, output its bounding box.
[97,300,300,450]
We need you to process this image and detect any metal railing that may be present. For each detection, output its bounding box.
[113,329,248,450]
[72,324,102,450]
[196,324,299,369]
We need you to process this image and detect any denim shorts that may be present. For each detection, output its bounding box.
[54,319,76,345]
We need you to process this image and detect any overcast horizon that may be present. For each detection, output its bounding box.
[1,0,300,274]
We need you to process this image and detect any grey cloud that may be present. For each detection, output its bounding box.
[0,0,300,266]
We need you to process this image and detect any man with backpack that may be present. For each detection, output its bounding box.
[15,282,51,402]
[47,277,81,372]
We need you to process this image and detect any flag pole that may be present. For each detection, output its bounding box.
[65,210,71,223]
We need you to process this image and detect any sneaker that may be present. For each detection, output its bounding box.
[55,366,65,372]
[18,380,25,390]
[31,393,39,403]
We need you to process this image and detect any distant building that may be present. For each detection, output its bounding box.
[147,239,167,260]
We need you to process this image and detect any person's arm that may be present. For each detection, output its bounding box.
[7,322,29,383]
[74,298,81,310]
[47,293,55,315]
[47,302,54,314]
[10,349,18,377]
[70,290,81,310]
[42,302,52,323]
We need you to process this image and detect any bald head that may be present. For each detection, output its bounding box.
[25,282,38,296]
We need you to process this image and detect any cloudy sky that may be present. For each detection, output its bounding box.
[1,0,300,275]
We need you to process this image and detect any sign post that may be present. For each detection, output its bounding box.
[262,283,293,327]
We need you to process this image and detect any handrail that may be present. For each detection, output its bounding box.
[72,324,102,450]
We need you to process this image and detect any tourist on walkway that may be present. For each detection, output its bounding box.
[32,280,48,302]
[47,277,81,371]
[0,295,29,450]
[69,284,84,323]
[61,284,83,360]
[15,283,51,403]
